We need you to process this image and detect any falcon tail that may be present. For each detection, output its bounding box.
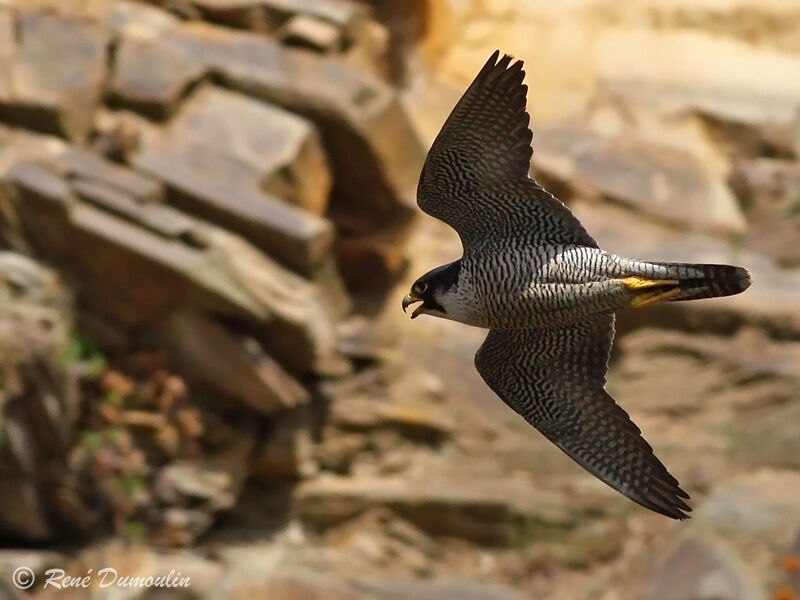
[623,263,751,308]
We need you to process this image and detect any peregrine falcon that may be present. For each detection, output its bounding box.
[402,51,751,519]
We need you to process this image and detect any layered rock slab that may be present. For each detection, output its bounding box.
[0,12,108,141]
[6,148,341,377]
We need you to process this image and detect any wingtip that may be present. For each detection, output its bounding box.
[668,504,692,520]
[487,50,523,69]
[643,484,693,520]
[642,496,693,520]
[478,51,526,92]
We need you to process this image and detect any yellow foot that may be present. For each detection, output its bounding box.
[622,276,680,290]
[630,286,684,308]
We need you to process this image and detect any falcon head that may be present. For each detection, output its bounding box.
[402,260,461,320]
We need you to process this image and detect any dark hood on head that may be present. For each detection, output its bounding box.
[414,259,461,314]
[418,259,461,293]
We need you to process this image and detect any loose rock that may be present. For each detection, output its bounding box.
[153,311,310,415]
[295,475,586,545]
[597,28,800,132]
[639,535,764,600]
[251,407,318,482]
[0,13,108,141]
[169,22,423,232]
[534,123,746,234]
[139,85,331,215]
[279,14,344,53]
[8,154,342,374]
[109,34,207,119]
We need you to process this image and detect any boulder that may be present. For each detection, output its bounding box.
[694,470,800,548]
[0,1,113,18]
[134,145,334,277]
[7,154,342,374]
[0,128,70,172]
[109,18,420,232]
[106,18,419,287]
[597,28,800,132]
[334,211,415,290]
[639,535,765,600]
[340,18,391,81]
[186,0,269,31]
[108,34,207,119]
[53,146,164,203]
[0,13,109,141]
[295,475,591,545]
[187,226,344,375]
[612,327,800,412]
[0,130,70,249]
[144,85,331,215]
[90,109,157,162]
[153,432,256,543]
[533,123,746,234]
[0,252,71,365]
[261,0,370,33]
[327,394,452,442]
[152,311,311,415]
[732,401,800,470]
[156,439,253,511]
[731,158,800,267]
[132,86,335,276]
[743,216,800,269]
[168,22,424,234]
[335,315,396,362]
[251,407,318,482]
[640,0,800,54]
[279,14,345,53]
[104,0,178,39]
[178,0,372,37]
[366,0,429,83]
[0,253,92,542]
[731,158,800,222]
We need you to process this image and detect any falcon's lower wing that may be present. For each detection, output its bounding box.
[474,313,691,519]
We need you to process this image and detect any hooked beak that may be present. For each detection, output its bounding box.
[402,292,424,319]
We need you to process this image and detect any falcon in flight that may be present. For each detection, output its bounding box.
[402,51,751,519]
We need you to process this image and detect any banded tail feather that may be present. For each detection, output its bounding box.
[624,263,751,308]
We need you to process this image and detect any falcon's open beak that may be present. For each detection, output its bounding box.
[402,292,424,319]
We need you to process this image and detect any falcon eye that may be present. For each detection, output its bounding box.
[415,282,428,294]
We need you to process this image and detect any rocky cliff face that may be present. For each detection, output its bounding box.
[0,1,797,599]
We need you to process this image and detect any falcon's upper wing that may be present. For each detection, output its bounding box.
[417,51,596,247]
[474,313,691,519]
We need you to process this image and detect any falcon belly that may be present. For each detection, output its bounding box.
[402,51,751,520]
